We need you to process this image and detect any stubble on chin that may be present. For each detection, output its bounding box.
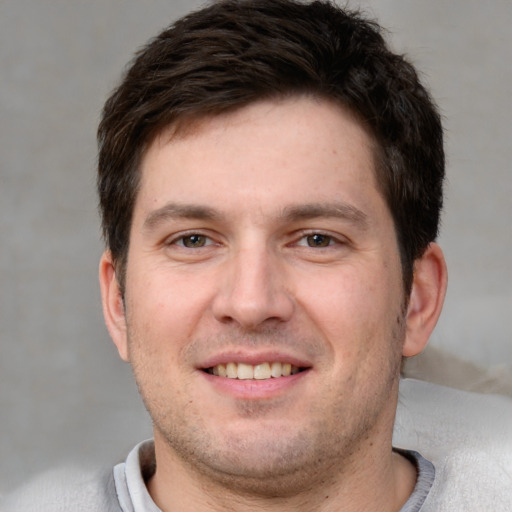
[128,313,406,498]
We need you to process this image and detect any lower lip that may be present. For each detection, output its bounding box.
[200,370,309,400]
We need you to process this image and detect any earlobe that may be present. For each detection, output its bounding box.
[99,251,130,362]
[402,243,448,357]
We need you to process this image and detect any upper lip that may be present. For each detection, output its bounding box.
[199,350,312,370]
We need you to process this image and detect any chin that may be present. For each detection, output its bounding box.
[187,436,320,497]
[156,417,355,498]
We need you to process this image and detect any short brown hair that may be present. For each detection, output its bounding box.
[98,0,444,294]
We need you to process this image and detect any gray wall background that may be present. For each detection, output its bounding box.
[1,0,511,493]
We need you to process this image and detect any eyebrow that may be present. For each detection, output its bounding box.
[142,201,369,232]
[143,203,222,232]
[281,202,369,229]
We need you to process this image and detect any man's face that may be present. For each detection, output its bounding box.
[105,97,411,489]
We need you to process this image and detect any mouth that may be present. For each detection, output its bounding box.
[204,362,307,380]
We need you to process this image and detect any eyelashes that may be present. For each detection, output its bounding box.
[174,234,214,248]
[295,233,338,248]
[166,230,348,250]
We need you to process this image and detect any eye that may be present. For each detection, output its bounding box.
[175,234,212,248]
[295,233,337,248]
[304,233,333,247]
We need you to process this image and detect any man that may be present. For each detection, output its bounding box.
[4,0,510,510]
[97,2,447,510]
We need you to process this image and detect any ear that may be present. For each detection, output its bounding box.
[99,251,130,362]
[402,243,448,357]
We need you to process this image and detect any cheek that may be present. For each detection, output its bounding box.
[128,268,215,335]
[295,261,403,353]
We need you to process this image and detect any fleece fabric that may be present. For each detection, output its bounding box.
[3,379,511,511]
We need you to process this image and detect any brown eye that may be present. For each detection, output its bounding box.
[181,234,208,248]
[306,234,332,247]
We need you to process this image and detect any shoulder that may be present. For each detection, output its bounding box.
[395,378,512,454]
[1,465,120,512]
[395,379,512,511]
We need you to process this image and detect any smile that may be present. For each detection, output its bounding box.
[206,362,303,380]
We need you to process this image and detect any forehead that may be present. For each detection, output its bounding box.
[135,97,383,223]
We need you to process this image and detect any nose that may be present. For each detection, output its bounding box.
[211,245,294,330]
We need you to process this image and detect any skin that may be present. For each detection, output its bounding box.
[100,97,447,511]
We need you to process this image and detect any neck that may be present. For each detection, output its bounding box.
[146,430,417,512]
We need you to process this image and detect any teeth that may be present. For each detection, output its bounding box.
[254,363,271,380]
[270,362,282,378]
[217,363,227,377]
[208,362,302,379]
[237,363,254,380]
[226,362,238,379]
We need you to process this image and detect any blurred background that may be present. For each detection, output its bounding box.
[1,0,511,493]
